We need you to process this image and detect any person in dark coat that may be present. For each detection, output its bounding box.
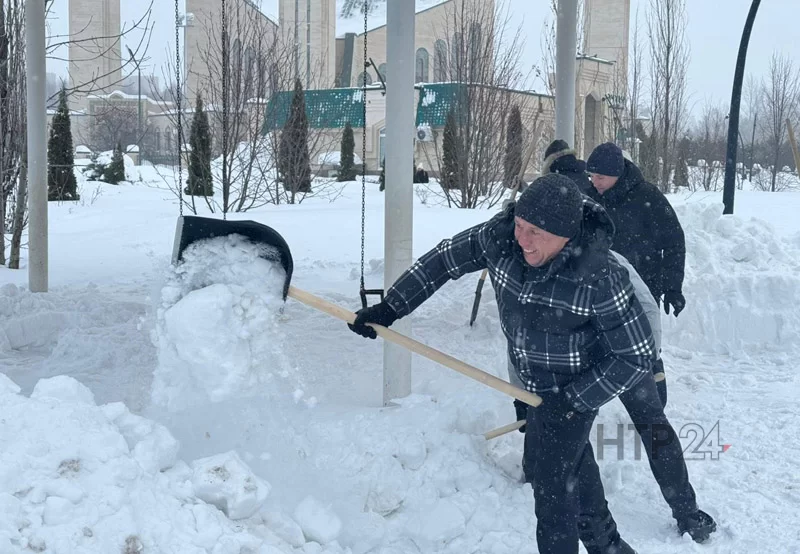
[583,141,717,543]
[542,139,592,193]
[348,174,653,554]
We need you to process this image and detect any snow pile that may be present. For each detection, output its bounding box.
[664,202,800,355]
[151,234,293,411]
[0,374,276,553]
[0,283,73,351]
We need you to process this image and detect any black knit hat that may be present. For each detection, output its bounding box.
[514,174,584,238]
[544,139,570,160]
[586,142,625,177]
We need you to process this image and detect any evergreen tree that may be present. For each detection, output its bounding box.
[338,122,357,181]
[636,122,660,185]
[186,94,213,196]
[674,136,691,189]
[441,110,459,190]
[504,105,523,188]
[278,78,311,201]
[47,86,79,201]
[105,142,126,184]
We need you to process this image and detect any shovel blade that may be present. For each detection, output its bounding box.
[171,215,294,300]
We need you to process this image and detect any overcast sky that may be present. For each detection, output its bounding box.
[46,0,798,119]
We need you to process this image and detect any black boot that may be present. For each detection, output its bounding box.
[677,509,717,543]
[579,508,637,554]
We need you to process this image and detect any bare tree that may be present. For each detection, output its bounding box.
[46,1,154,105]
[1,0,26,267]
[760,52,799,192]
[82,104,149,153]
[691,100,727,191]
[424,0,529,208]
[625,4,645,160]
[2,1,154,268]
[647,0,690,192]
[740,74,761,179]
[154,1,341,213]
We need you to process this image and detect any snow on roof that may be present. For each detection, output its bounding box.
[243,0,278,24]
[577,54,615,65]
[336,0,450,37]
[86,90,173,107]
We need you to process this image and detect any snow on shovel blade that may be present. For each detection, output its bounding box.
[172,215,294,300]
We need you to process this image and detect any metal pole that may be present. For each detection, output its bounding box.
[555,0,578,144]
[26,0,47,292]
[723,0,761,215]
[383,0,415,406]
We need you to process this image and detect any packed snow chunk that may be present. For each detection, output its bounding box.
[191,451,271,520]
[31,375,96,406]
[261,510,306,547]
[151,234,293,409]
[0,285,72,351]
[409,499,466,547]
[363,456,408,515]
[294,496,342,545]
[102,402,180,473]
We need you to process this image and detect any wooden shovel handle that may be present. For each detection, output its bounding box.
[287,286,543,407]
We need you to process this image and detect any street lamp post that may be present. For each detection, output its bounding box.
[723,0,761,214]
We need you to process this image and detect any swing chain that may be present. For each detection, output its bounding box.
[221,0,229,221]
[175,0,183,217]
[359,0,368,307]
[358,1,384,310]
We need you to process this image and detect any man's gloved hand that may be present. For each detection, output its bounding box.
[513,399,529,433]
[348,301,398,339]
[663,290,686,317]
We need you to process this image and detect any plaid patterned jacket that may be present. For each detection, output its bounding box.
[384,199,657,412]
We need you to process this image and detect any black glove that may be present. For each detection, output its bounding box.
[347,301,398,339]
[663,290,686,317]
[514,399,529,433]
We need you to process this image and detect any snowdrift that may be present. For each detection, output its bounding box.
[0,374,286,553]
[662,202,800,355]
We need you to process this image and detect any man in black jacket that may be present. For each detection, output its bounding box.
[348,174,652,554]
[542,139,592,193]
[584,142,717,543]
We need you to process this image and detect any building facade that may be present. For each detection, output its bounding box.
[65,0,630,169]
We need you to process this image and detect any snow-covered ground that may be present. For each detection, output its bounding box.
[2,167,800,553]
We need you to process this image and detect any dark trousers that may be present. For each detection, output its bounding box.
[523,394,614,554]
[616,369,698,520]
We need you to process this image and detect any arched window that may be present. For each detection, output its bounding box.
[154,128,161,152]
[378,63,387,82]
[434,40,448,82]
[469,23,482,81]
[356,71,373,86]
[415,48,429,83]
[244,46,255,92]
[451,33,463,81]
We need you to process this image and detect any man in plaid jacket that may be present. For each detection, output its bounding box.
[348,174,654,554]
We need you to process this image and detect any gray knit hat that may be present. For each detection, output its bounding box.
[514,174,584,238]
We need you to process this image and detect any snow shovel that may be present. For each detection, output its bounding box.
[482,372,667,440]
[172,216,542,408]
